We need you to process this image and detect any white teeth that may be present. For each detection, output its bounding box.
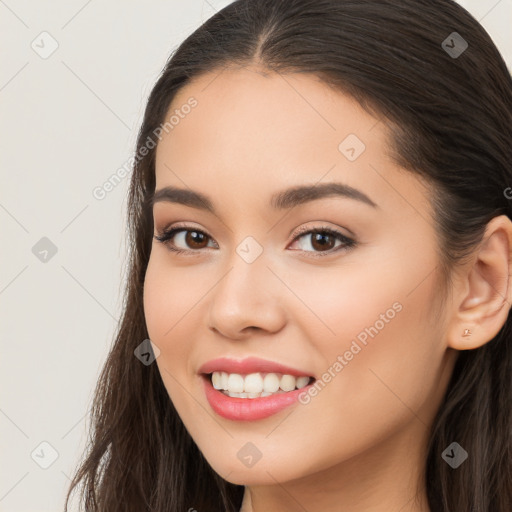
[280,374,296,392]
[244,373,263,393]
[212,372,222,389]
[228,391,247,398]
[263,373,280,393]
[296,376,310,389]
[210,371,312,396]
[227,373,244,393]
[227,390,286,398]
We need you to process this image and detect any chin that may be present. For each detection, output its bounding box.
[205,456,303,486]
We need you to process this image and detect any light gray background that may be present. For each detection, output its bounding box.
[1,1,510,510]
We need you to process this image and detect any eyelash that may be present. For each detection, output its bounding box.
[154,223,357,258]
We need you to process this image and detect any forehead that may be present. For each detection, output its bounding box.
[157,66,383,166]
[153,66,432,222]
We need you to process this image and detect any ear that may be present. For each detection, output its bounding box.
[446,214,512,350]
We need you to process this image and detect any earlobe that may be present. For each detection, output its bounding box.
[446,215,512,351]
[462,328,471,337]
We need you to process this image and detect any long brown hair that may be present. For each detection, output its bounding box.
[64,1,512,510]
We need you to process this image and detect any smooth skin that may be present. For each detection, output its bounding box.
[143,65,512,512]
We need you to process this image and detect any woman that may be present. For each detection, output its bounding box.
[64,0,512,510]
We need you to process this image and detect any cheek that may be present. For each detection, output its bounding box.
[143,260,171,342]
[143,257,198,408]
[142,256,198,389]
[285,252,442,415]
[143,253,201,341]
[281,258,406,352]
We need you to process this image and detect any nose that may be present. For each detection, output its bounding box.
[206,253,287,340]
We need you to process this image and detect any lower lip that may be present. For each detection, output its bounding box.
[201,374,314,421]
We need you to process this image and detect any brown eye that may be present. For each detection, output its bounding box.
[309,232,337,251]
[184,230,209,249]
[289,226,356,257]
[154,224,356,257]
[154,227,216,253]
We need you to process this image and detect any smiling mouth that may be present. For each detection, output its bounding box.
[203,371,315,399]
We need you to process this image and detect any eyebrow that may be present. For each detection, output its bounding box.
[149,182,378,213]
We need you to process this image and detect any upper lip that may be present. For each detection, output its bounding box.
[198,356,315,378]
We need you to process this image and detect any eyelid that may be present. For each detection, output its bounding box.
[154,221,356,257]
[154,222,218,252]
[288,224,356,257]
[291,223,351,240]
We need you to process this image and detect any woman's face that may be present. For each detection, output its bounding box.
[143,66,457,487]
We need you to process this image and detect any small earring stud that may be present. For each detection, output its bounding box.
[463,328,471,337]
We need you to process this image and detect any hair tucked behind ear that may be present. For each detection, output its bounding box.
[64,1,512,510]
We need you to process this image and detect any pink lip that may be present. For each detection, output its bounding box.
[198,356,316,421]
[200,374,315,421]
[198,356,314,378]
